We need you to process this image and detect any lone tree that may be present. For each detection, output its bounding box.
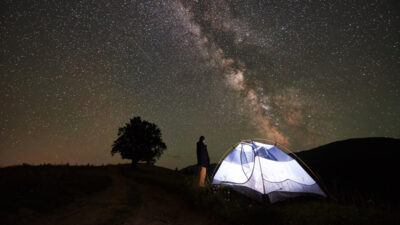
[111,117,167,166]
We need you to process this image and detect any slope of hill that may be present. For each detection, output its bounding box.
[0,164,222,225]
[297,137,400,207]
[0,163,399,225]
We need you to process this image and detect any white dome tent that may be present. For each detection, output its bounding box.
[212,139,327,203]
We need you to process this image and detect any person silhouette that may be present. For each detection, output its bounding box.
[196,136,210,187]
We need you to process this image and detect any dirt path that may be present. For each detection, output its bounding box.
[11,167,223,225]
[124,180,222,225]
[17,167,132,225]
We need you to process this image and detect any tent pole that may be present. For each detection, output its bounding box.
[252,139,267,198]
[248,138,330,197]
[288,150,330,197]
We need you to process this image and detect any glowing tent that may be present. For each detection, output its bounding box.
[212,140,326,203]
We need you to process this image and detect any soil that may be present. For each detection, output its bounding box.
[4,167,223,225]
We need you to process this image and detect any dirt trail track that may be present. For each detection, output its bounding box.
[125,178,220,225]
[12,167,221,225]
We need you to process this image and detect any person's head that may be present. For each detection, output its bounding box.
[199,136,205,143]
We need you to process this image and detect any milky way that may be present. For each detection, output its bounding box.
[1,0,399,168]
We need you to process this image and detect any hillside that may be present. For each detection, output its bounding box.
[1,163,399,225]
[297,137,400,208]
[0,164,222,225]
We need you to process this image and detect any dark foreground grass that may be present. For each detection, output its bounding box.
[100,167,142,225]
[122,164,399,225]
[1,164,398,225]
[0,164,112,212]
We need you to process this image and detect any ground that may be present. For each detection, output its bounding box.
[1,166,222,225]
[1,164,398,225]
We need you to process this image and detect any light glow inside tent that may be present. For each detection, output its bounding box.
[212,141,326,203]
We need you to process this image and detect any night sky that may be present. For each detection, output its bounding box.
[1,0,399,169]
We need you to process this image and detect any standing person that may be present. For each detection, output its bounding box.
[196,136,210,187]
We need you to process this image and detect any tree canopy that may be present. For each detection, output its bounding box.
[111,117,167,166]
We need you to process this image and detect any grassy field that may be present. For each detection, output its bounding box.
[1,164,398,225]
[0,164,112,212]
[120,164,399,225]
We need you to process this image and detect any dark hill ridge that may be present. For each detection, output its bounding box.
[297,137,400,206]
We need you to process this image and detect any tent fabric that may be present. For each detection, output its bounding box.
[212,141,326,203]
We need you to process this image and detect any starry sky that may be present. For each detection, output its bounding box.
[1,0,399,169]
